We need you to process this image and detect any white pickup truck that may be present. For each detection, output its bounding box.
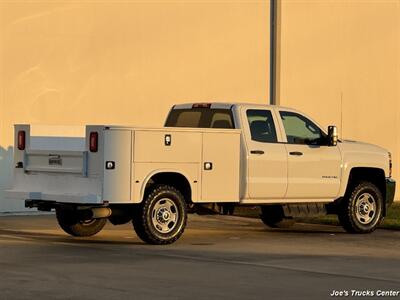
[9,103,395,244]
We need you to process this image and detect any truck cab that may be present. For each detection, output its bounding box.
[166,102,395,230]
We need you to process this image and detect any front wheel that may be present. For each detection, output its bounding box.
[338,181,383,233]
[132,185,187,245]
[56,208,107,237]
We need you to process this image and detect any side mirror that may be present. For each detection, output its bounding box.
[328,126,338,146]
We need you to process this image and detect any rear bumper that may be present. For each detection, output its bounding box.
[25,199,61,211]
[25,199,106,211]
[6,190,103,205]
[385,178,396,210]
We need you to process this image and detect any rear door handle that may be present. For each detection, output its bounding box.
[289,151,303,156]
[250,150,264,155]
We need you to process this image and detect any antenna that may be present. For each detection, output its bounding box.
[340,92,343,140]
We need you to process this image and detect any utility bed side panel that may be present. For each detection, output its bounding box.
[103,129,132,203]
[201,132,240,202]
[134,130,202,163]
[132,162,199,203]
[131,128,240,203]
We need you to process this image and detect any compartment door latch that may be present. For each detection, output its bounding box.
[204,162,213,170]
[165,134,172,146]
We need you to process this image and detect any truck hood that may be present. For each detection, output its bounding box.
[339,140,389,155]
[338,140,390,177]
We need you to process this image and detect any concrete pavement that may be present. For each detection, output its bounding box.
[0,214,399,300]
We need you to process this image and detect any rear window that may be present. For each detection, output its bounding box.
[165,108,234,128]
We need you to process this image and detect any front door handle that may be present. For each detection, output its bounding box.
[289,151,303,156]
[250,150,264,155]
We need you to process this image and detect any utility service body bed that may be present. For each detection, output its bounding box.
[10,125,241,206]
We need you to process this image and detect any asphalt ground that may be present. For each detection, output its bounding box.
[0,214,399,300]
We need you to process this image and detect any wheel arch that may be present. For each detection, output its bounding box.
[140,170,193,204]
[342,167,387,215]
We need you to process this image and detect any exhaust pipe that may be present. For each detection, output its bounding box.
[79,207,112,220]
[79,206,133,223]
[91,207,112,219]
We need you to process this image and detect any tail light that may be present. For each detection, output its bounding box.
[17,131,26,150]
[89,132,98,152]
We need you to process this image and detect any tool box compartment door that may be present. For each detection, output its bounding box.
[201,132,240,202]
[103,129,132,203]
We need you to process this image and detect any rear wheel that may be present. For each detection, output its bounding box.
[260,205,295,228]
[132,185,187,245]
[221,203,235,215]
[56,208,107,237]
[338,181,383,233]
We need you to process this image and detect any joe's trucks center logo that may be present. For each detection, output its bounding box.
[330,290,400,297]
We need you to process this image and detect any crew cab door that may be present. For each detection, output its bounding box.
[241,107,288,199]
[277,110,342,199]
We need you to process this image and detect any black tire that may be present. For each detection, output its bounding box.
[338,181,383,233]
[132,184,187,245]
[56,208,107,237]
[221,204,235,215]
[260,205,295,228]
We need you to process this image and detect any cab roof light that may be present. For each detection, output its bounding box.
[89,132,98,152]
[17,130,26,151]
[192,103,211,108]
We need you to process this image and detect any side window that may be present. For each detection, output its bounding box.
[246,109,278,143]
[280,111,325,145]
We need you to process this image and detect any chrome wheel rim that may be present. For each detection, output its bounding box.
[151,198,178,234]
[355,192,377,225]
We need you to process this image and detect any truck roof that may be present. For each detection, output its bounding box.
[172,102,293,110]
[170,102,326,133]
